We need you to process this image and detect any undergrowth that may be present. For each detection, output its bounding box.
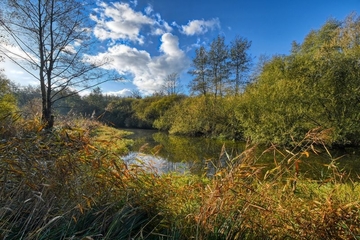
[0,116,359,239]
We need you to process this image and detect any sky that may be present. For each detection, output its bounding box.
[2,0,360,96]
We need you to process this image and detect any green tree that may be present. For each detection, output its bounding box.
[229,36,252,95]
[13,85,42,108]
[52,88,85,116]
[133,95,185,129]
[238,14,360,145]
[207,35,230,98]
[0,72,17,120]
[155,95,242,139]
[188,46,209,96]
[104,98,137,128]
[0,0,121,128]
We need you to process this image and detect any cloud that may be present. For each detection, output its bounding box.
[151,13,173,35]
[106,88,133,97]
[130,0,138,7]
[0,44,39,85]
[2,60,38,86]
[87,33,190,95]
[145,5,153,15]
[0,44,37,63]
[90,2,172,44]
[180,18,220,36]
[77,89,92,97]
[159,33,183,56]
[90,2,152,44]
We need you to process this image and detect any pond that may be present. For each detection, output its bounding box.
[121,129,360,180]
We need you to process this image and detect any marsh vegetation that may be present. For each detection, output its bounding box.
[1,117,360,239]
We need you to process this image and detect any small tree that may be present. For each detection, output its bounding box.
[188,46,210,96]
[207,35,229,98]
[162,72,182,95]
[229,36,252,95]
[0,0,121,128]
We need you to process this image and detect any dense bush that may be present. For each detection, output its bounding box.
[0,74,17,119]
[155,95,243,139]
[237,15,360,145]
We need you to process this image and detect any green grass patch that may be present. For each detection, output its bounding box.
[89,123,133,155]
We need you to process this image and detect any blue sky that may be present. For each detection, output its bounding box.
[2,0,360,96]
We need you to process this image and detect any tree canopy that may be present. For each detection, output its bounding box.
[188,35,251,97]
[237,14,360,145]
[0,72,17,120]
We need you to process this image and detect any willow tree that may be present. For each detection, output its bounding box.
[238,14,360,145]
[0,0,120,128]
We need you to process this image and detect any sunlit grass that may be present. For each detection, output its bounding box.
[0,117,359,239]
[89,123,133,155]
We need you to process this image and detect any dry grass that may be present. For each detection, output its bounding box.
[0,117,359,239]
[191,128,360,239]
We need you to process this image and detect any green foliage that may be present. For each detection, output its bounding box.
[188,46,209,95]
[155,95,243,140]
[208,35,230,98]
[103,97,138,127]
[230,36,252,95]
[132,95,185,129]
[52,88,87,116]
[188,35,252,97]
[238,14,360,145]
[0,74,17,119]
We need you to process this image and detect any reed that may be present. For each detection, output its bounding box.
[1,117,359,239]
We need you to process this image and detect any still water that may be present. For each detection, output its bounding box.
[121,129,360,180]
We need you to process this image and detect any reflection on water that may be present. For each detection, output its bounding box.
[121,129,360,179]
[121,152,189,174]
[121,129,245,175]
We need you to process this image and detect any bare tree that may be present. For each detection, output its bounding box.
[0,0,121,128]
[162,72,182,95]
[130,89,142,99]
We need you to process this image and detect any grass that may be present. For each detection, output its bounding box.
[0,116,359,239]
[89,123,134,155]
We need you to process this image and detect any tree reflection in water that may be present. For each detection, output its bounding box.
[122,129,245,175]
[122,129,360,179]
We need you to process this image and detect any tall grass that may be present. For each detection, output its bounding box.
[0,116,359,239]
[191,128,360,239]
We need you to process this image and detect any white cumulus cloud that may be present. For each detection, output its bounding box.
[180,18,220,36]
[87,33,190,95]
[106,88,133,97]
[91,2,153,44]
[91,2,172,45]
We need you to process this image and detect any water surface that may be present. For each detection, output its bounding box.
[122,129,360,180]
